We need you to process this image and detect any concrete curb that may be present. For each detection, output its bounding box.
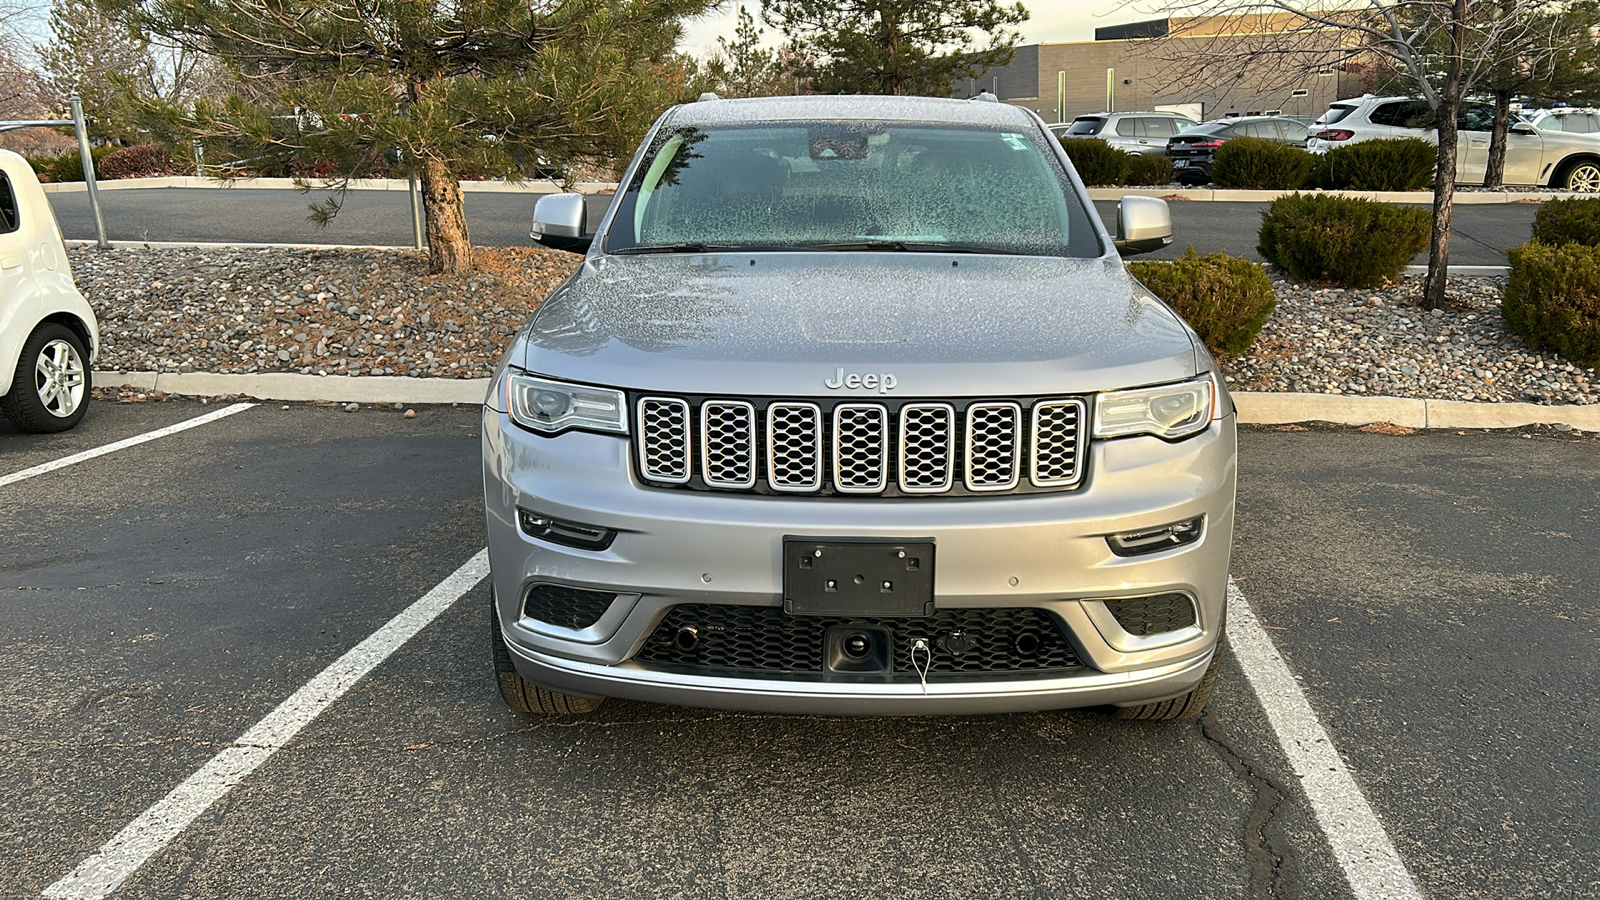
[43,176,619,194]
[92,371,1596,429]
[67,239,417,252]
[40,177,1562,204]
[1085,187,1571,204]
[96,371,488,405]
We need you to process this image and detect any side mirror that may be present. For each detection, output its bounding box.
[532,192,592,254]
[1114,195,1173,256]
[1511,122,1537,136]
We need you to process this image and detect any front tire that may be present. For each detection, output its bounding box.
[1,322,91,433]
[1110,637,1226,721]
[1561,159,1600,192]
[490,590,604,715]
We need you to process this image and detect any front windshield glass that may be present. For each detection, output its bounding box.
[604,121,1100,257]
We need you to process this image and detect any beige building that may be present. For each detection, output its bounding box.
[963,16,1369,124]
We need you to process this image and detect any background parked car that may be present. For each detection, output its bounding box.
[1,150,98,433]
[1054,111,1201,156]
[1307,95,1600,190]
[1166,116,1311,184]
[1522,108,1600,135]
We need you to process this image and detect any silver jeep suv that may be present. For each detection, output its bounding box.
[484,95,1236,718]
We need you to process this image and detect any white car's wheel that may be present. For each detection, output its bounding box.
[1,322,91,433]
[1562,160,1600,192]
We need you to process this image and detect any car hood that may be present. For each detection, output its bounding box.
[518,252,1198,398]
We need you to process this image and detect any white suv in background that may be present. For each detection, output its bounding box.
[1,150,98,433]
[1307,95,1600,190]
[1054,112,1201,156]
[1522,108,1600,135]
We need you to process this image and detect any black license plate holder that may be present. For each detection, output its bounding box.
[783,537,935,617]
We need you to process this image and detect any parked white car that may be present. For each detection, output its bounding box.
[1,149,98,432]
[1307,95,1600,191]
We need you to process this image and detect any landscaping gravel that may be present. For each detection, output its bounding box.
[1227,273,1596,405]
[72,246,578,380]
[69,247,1596,406]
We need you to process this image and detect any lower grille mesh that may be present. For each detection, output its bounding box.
[1102,593,1197,636]
[634,605,1083,680]
[522,585,616,631]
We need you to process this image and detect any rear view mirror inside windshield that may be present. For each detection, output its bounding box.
[809,126,876,160]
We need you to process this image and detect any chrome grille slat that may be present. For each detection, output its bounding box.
[832,404,889,493]
[700,400,756,488]
[767,402,823,492]
[965,402,1021,492]
[1031,399,1086,488]
[637,397,691,484]
[898,403,954,493]
[633,395,1086,496]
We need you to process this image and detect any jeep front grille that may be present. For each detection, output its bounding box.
[632,394,1088,497]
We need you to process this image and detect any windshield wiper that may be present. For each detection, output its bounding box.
[809,240,1021,255]
[611,243,715,254]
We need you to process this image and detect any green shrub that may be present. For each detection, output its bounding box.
[1531,197,1600,246]
[1257,192,1430,287]
[1210,137,1317,190]
[34,146,114,183]
[1504,241,1600,366]
[98,144,179,180]
[1125,153,1175,186]
[1126,248,1277,355]
[1060,138,1130,186]
[1321,138,1435,191]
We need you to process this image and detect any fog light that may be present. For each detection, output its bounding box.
[1107,515,1203,557]
[518,508,617,551]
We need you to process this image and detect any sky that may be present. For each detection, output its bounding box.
[677,2,1157,58]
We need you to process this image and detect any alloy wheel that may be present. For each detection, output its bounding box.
[33,338,86,419]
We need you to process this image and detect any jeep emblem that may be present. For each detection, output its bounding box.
[825,368,897,393]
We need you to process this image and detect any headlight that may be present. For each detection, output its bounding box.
[1094,374,1216,440]
[506,372,627,435]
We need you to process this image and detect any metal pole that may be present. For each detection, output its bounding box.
[408,167,424,250]
[70,96,108,249]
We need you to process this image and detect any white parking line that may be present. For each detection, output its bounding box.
[1227,582,1423,899]
[0,403,256,489]
[42,549,491,900]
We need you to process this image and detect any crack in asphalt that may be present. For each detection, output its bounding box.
[1200,712,1301,900]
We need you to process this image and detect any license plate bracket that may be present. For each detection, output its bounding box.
[783,537,935,617]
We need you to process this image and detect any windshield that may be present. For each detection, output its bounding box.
[604,121,1099,257]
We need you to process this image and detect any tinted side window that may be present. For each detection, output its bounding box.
[1371,100,1434,129]
[1575,114,1600,134]
[0,173,19,234]
[1067,117,1105,135]
[1458,105,1496,131]
[1143,118,1178,138]
[1115,118,1139,137]
[1282,121,1309,142]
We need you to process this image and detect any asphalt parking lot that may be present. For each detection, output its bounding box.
[3,400,1597,899]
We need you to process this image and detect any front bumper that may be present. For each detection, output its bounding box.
[482,408,1237,715]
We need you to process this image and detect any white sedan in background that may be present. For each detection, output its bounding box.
[1,149,98,432]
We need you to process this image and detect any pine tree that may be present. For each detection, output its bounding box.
[130,0,713,274]
[40,0,151,141]
[762,0,1027,97]
[708,4,788,98]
